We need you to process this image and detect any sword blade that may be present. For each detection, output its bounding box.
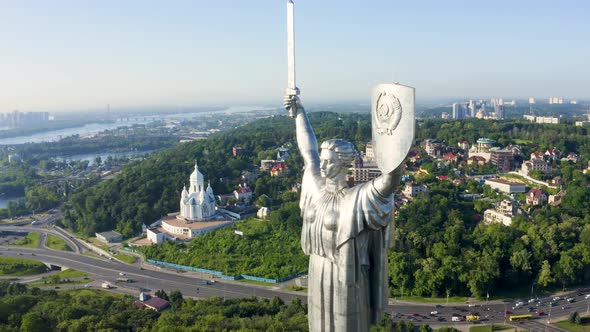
[287,0,297,94]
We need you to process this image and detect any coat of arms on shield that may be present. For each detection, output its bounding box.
[371,83,415,174]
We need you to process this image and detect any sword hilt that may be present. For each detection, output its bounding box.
[285,87,300,118]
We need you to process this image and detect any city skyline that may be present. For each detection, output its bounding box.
[1,0,589,112]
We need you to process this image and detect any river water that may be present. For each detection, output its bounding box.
[0,197,22,209]
[0,106,270,146]
[53,150,154,165]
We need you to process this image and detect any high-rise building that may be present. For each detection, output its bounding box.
[528,97,536,104]
[452,103,464,120]
[495,105,505,119]
[490,98,504,106]
[469,100,476,117]
[0,111,49,128]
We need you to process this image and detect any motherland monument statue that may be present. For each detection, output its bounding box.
[283,1,415,331]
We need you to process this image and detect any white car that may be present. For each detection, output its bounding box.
[430,311,439,315]
[553,296,561,301]
[586,294,590,299]
[119,272,126,276]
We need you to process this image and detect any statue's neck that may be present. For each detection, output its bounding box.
[324,176,347,192]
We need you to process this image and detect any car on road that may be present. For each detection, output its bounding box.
[566,297,575,303]
[586,294,590,299]
[435,304,443,308]
[537,311,545,316]
[119,272,126,276]
[437,317,445,322]
[550,301,557,306]
[561,306,570,310]
[468,303,478,307]
[553,296,561,301]
[505,310,513,315]
[430,311,438,315]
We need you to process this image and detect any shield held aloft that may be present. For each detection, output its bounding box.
[371,83,415,174]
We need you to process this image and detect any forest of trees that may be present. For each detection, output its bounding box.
[139,201,308,279]
[0,282,308,331]
[63,113,590,297]
[62,112,371,238]
[390,118,590,298]
[416,118,590,160]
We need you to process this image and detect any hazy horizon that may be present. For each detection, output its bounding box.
[2,0,589,112]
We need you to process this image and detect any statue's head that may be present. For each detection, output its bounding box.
[319,139,357,179]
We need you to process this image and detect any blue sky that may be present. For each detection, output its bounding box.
[1,0,588,111]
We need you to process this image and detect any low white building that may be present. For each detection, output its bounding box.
[483,200,516,226]
[402,182,429,199]
[147,228,165,244]
[483,210,513,226]
[96,231,123,243]
[160,216,233,240]
[233,183,253,203]
[521,159,552,176]
[257,207,270,220]
[484,178,526,194]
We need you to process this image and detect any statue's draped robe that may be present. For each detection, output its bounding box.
[300,169,393,332]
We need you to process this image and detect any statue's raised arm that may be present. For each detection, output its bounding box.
[284,95,320,175]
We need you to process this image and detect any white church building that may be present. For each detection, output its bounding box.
[148,160,234,243]
[179,161,216,221]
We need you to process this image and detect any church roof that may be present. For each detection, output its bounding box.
[190,160,204,184]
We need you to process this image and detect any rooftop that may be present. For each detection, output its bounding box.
[485,178,525,186]
[143,297,170,311]
[147,228,161,234]
[477,138,496,144]
[163,215,234,230]
[96,230,122,238]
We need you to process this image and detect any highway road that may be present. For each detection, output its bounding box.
[0,246,306,304]
[2,234,589,331]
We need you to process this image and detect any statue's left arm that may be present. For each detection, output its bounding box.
[372,163,404,197]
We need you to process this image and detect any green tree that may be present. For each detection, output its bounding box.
[169,290,184,310]
[20,312,48,332]
[419,324,433,332]
[155,289,169,301]
[537,260,553,288]
[255,194,273,208]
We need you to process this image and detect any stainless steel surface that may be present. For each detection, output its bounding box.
[372,83,415,174]
[286,81,410,330]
